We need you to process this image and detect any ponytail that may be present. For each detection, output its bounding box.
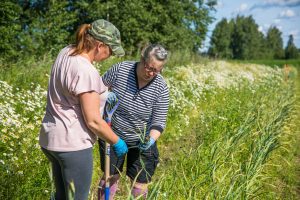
[70,24,97,56]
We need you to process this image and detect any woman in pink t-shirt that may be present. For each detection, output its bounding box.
[39,19,128,200]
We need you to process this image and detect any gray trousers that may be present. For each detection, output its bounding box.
[42,147,93,200]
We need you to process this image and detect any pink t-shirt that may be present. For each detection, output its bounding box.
[39,46,107,151]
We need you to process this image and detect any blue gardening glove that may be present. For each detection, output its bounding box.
[139,137,155,151]
[112,138,128,157]
[106,91,118,105]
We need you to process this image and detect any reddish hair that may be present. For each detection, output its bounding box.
[70,24,98,56]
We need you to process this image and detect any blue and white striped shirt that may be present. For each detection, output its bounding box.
[102,61,169,144]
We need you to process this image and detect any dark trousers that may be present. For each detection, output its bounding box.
[42,147,93,200]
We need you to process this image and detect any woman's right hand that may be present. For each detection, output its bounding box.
[112,138,128,157]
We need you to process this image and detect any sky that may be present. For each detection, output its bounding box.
[202,0,300,51]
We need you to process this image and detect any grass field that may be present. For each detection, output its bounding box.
[1,56,299,199]
[230,59,300,68]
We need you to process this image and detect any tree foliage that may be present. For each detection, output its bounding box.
[72,0,216,54]
[18,0,77,56]
[285,34,299,59]
[0,1,22,60]
[208,18,233,58]
[0,0,217,62]
[266,26,284,59]
[208,15,297,60]
[230,16,264,60]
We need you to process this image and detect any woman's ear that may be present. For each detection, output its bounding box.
[95,42,104,54]
[97,42,105,48]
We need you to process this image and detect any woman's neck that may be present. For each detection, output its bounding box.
[81,51,94,63]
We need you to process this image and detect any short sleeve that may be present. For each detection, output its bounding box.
[150,83,169,133]
[68,63,106,96]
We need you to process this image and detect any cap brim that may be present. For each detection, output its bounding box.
[112,46,125,57]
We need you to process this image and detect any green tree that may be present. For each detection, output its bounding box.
[18,0,77,56]
[72,0,216,55]
[208,18,233,58]
[285,34,299,59]
[258,31,269,59]
[1,0,217,60]
[265,26,284,59]
[0,1,22,61]
[230,15,263,59]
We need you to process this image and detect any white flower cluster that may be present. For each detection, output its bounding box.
[0,81,47,175]
[164,61,284,134]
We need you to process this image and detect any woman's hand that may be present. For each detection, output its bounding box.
[112,138,128,157]
[139,137,155,151]
[106,91,118,104]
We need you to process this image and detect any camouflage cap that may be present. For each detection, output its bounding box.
[88,19,125,57]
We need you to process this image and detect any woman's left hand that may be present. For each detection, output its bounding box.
[139,137,155,151]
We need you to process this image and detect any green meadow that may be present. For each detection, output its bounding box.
[1,54,299,199]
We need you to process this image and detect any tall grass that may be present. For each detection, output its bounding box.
[151,63,297,199]
[0,54,299,199]
[230,59,300,69]
[263,71,300,198]
[104,62,299,199]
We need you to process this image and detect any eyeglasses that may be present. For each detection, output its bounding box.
[144,61,163,75]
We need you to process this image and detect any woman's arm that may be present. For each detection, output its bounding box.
[149,84,169,137]
[79,91,119,145]
[149,129,161,141]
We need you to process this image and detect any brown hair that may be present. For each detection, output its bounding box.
[70,24,98,56]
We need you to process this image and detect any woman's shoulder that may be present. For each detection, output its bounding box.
[65,55,99,79]
[110,61,137,73]
[58,45,74,55]
[154,74,169,90]
[118,61,137,68]
[75,59,98,76]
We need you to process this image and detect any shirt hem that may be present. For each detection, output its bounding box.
[40,143,94,152]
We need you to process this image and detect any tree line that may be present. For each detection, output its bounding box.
[0,0,216,62]
[208,16,299,60]
[1,1,298,63]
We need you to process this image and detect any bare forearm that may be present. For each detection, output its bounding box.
[149,129,161,141]
[87,119,119,144]
[79,92,119,145]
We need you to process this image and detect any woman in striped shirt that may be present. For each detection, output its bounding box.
[98,44,169,199]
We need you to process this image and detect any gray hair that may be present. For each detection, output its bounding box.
[141,44,169,63]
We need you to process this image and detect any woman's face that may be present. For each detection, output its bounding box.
[140,58,164,81]
[94,43,112,62]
